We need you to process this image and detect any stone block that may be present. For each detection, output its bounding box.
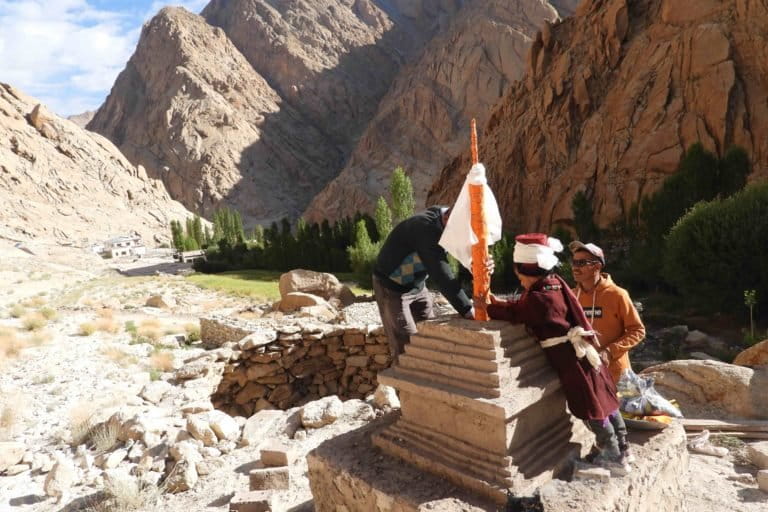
[249,466,290,490]
[757,470,768,492]
[230,490,274,512]
[260,441,294,467]
[748,442,768,469]
[573,465,611,483]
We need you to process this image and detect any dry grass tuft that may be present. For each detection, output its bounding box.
[102,345,131,366]
[96,318,120,334]
[148,350,174,372]
[0,328,26,361]
[79,322,97,336]
[137,319,163,344]
[22,296,47,308]
[21,312,47,331]
[87,474,162,512]
[39,307,58,320]
[184,322,200,342]
[68,403,96,446]
[97,308,115,319]
[28,330,52,346]
[0,403,19,441]
[90,421,120,453]
[9,304,26,318]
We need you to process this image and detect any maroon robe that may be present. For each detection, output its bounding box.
[488,274,619,420]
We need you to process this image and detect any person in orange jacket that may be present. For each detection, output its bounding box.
[569,241,646,384]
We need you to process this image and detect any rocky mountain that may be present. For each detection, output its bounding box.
[428,0,768,232]
[304,0,575,222]
[0,82,191,245]
[90,1,470,225]
[66,111,96,129]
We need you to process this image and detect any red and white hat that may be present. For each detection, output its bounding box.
[513,233,564,271]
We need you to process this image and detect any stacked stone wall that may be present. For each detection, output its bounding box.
[203,317,392,415]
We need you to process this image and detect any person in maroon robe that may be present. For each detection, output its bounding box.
[486,233,631,474]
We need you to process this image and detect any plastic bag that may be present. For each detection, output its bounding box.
[617,368,683,418]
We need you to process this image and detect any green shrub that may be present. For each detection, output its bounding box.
[663,183,768,313]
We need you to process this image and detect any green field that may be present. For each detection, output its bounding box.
[186,270,371,300]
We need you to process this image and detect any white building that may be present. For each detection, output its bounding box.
[103,233,146,259]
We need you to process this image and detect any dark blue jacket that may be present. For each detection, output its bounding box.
[373,207,472,316]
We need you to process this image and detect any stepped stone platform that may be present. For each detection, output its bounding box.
[307,317,689,512]
[307,414,688,512]
[372,317,592,504]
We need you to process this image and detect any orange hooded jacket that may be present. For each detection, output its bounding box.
[573,273,645,382]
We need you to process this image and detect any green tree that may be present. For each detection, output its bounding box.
[374,196,393,241]
[572,191,600,243]
[663,183,768,313]
[192,215,204,247]
[390,166,415,224]
[347,219,380,287]
[170,220,184,251]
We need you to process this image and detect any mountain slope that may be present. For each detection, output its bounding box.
[303,0,571,222]
[90,2,471,224]
[0,83,191,244]
[88,7,338,223]
[428,0,768,232]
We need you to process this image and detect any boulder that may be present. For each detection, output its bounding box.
[0,442,26,473]
[747,442,768,469]
[29,104,59,139]
[279,270,349,303]
[170,440,203,465]
[198,410,241,442]
[342,399,376,422]
[165,459,198,493]
[145,294,176,308]
[44,456,76,501]
[641,360,768,419]
[238,329,278,350]
[174,361,210,380]
[298,303,339,322]
[733,339,768,367]
[186,416,217,447]
[372,385,400,410]
[278,292,328,313]
[684,329,709,348]
[300,396,343,428]
[140,380,173,404]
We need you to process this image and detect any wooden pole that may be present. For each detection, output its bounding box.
[469,119,489,321]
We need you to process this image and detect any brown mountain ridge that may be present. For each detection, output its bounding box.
[428,0,768,232]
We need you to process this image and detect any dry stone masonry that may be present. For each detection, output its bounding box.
[206,316,392,416]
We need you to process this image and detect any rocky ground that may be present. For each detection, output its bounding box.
[0,241,766,511]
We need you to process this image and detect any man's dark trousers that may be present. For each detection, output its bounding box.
[372,275,434,362]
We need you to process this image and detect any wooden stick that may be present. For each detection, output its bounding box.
[681,419,768,432]
[687,431,768,440]
[469,118,489,321]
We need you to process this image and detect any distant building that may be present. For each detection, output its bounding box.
[101,233,146,259]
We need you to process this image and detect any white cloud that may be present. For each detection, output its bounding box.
[0,0,209,117]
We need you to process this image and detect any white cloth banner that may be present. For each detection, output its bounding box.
[438,163,502,270]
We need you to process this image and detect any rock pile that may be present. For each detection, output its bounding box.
[213,322,392,416]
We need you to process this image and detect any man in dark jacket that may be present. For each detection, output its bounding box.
[373,206,474,361]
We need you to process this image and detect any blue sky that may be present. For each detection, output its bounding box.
[0,0,208,116]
